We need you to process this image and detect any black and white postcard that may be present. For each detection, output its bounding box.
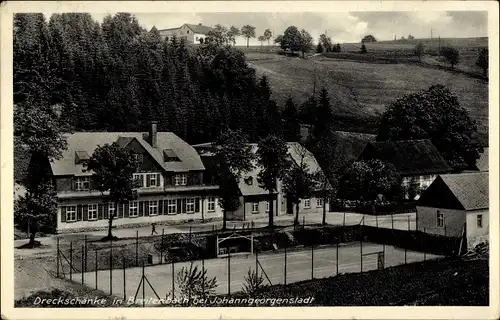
[1,1,498,319]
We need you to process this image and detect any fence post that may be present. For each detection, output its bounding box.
[227,248,231,296]
[56,238,60,278]
[95,248,98,290]
[189,226,192,244]
[160,229,164,264]
[136,230,139,267]
[336,236,339,275]
[110,238,113,296]
[284,244,287,286]
[311,244,314,279]
[391,214,394,230]
[360,225,363,273]
[423,228,427,261]
[142,262,145,308]
[81,245,85,285]
[84,234,88,272]
[343,212,346,227]
[70,241,73,281]
[202,258,205,298]
[123,257,126,301]
[171,260,175,300]
[376,214,379,228]
[255,248,259,292]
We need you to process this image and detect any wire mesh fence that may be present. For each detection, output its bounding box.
[56,220,454,307]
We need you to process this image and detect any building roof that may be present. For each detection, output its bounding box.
[158,23,213,35]
[194,142,323,196]
[359,139,452,176]
[184,23,213,34]
[50,132,204,176]
[439,172,489,211]
[324,131,377,173]
[475,148,489,172]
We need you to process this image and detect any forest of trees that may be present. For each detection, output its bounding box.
[14,13,333,145]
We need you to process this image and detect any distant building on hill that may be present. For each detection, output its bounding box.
[157,23,213,45]
[416,172,489,250]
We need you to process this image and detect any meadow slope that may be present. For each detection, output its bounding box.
[246,53,488,140]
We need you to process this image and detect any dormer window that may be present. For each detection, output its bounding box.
[75,151,90,165]
[244,176,253,185]
[74,176,90,191]
[163,149,180,162]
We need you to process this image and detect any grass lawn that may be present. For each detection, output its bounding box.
[246,52,488,141]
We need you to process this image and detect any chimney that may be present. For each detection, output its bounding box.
[149,121,158,148]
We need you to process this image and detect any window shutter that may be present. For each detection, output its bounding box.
[156,173,161,187]
[77,205,83,221]
[177,199,182,214]
[182,199,187,213]
[61,206,67,222]
[195,198,200,213]
[139,201,144,216]
[98,204,103,220]
[139,175,144,187]
[83,205,88,221]
[159,200,163,215]
[187,174,193,186]
[124,202,129,218]
[146,174,151,187]
[118,203,124,218]
[104,204,109,219]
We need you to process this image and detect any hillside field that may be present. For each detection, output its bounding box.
[245,48,488,142]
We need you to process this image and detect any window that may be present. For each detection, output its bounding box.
[175,174,187,186]
[436,211,444,228]
[167,199,177,214]
[477,214,483,228]
[133,173,143,188]
[252,202,259,213]
[75,177,90,191]
[266,201,270,212]
[146,173,159,187]
[186,198,195,213]
[108,203,116,218]
[129,201,139,217]
[304,199,311,209]
[134,153,143,165]
[66,205,77,222]
[317,198,324,208]
[148,200,158,216]
[208,197,216,212]
[88,204,98,220]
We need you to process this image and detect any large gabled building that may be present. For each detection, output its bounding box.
[158,23,213,45]
[46,122,222,233]
[193,142,330,221]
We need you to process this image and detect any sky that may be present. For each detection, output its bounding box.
[47,11,488,46]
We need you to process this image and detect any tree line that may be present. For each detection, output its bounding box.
[14,13,320,146]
